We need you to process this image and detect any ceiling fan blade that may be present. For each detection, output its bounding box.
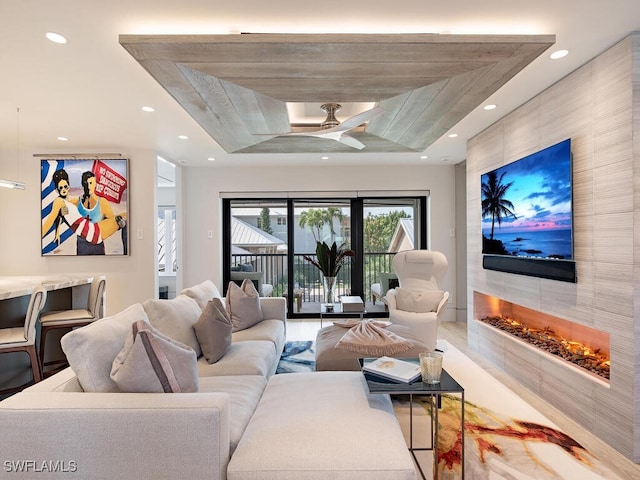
[337,134,366,150]
[333,106,384,132]
[253,105,382,150]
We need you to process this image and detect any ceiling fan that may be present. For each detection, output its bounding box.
[262,103,383,150]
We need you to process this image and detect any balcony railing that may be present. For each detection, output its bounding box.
[231,252,396,307]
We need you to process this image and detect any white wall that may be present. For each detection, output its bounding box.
[0,148,158,314]
[181,163,459,320]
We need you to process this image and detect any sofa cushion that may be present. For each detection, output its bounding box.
[111,319,198,393]
[180,280,222,311]
[198,340,277,378]
[193,298,232,364]
[232,319,286,355]
[395,288,444,313]
[143,295,202,357]
[60,303,148,392]
[226,279,263,332]
[199,375,267,455]
[227,372,415,480]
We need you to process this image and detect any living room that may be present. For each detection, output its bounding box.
[1,1,640,479]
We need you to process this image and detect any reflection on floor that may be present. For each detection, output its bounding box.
[284,319,640,480]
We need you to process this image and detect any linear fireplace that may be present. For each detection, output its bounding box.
[473,292,611,382]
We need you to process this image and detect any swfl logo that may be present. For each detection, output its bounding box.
[4,460,78,473]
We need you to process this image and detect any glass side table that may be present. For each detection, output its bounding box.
[319,303,366,327]
[359,357,465,480]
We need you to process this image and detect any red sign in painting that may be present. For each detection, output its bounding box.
[92,160,127,204]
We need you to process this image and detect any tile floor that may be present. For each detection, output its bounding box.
[285,318,640,480]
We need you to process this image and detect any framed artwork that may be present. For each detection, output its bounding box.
[41,158,129,256]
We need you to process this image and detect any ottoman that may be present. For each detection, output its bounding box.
[315,323,429,371]
[227,371,416,480]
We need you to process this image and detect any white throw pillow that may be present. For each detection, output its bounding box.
[226,279,263,332]
[61,303,149,392]
[111,319,198,393]
[143,295,202,357]
[395,288,444,313]
[180,280,222,311]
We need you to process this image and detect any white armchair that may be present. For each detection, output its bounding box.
[385,250,449,350]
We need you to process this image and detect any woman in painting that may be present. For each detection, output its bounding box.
[70,171,126,255]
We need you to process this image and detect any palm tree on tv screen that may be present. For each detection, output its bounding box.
[481,171,517,240]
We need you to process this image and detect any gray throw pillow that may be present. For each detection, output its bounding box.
[225,279,263,332]
[193,297,232,363]
[110,319,198,393]
[395,288,444,313]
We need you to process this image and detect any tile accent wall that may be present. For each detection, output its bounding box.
[466,33,640,462]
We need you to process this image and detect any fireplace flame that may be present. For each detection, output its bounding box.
[481,315,610,380]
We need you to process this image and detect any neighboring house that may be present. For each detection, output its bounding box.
[387,218,415,252]
[232,208,345,254]
[231,217,285,256]
[233,208,288,243]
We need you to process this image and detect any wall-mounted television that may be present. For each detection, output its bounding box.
[481,138,577,282]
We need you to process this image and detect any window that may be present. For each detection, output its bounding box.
[222,193,427,317]
[157,206,177,273]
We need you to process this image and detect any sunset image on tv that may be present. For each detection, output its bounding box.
[481,139,572,260]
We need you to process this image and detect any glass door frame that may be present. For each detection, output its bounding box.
[223,193,428,318]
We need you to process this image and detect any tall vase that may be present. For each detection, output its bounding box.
[322,276,337,311]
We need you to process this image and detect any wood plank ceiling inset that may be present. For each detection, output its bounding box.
[119,33,555,154]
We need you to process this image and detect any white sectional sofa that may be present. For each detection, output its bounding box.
[0,281,416,480]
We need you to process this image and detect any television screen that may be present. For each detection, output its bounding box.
[481,139,576,282]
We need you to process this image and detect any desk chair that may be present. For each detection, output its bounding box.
[0,286,47,394]
[38,275,106,377]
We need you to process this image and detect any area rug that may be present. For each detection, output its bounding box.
[275,340,622,479]
[276,340,316,374]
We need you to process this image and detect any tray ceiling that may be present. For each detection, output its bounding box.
[119,33,555,154]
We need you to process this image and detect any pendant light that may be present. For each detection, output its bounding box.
[0,107,25,190]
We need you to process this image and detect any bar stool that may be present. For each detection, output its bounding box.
[0,286,47,394]
[38,275,106,377]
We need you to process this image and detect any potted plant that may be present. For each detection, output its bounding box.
[303,241,355,310]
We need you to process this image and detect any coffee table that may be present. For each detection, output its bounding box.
[359,358,465,480]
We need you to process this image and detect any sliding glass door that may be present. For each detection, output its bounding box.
[293,199,352,309]
[223,193,427,318]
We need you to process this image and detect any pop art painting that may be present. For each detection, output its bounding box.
[41,158,128,256]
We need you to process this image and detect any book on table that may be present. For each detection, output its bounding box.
[362,356,422,383]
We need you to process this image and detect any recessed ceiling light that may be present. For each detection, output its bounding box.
[178,135,188,140]
[141,106,155,112]
[448,133,458,138]
[550,49,569,60]
[483,104,497,110]
[442,158,449,163]
[178,160,187,164]
[420,155,428,159]
[321,156,329,160]
[46,32,67,44]
[207,157,215,162]
[57,136,68,141]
